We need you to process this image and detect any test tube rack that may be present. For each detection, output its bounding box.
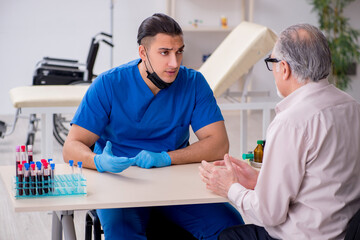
[13,174,87,199]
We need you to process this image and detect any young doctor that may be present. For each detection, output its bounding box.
[63,13,243,239]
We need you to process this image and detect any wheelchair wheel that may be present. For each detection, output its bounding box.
[52,81,91,146]
[53,113,71,145]
[25,113,38,146]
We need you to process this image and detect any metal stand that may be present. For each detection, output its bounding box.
[52,210,77,240]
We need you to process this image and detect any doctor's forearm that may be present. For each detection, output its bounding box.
[63,140,97,170]
[168,135,229,165]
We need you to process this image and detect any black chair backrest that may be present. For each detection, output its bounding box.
[85,39,100,81]
[345,208,360,240]
[85,33,113,82]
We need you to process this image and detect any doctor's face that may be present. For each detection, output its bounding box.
[143,33,184,83]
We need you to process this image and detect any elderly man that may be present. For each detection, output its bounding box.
[199,23,360,240]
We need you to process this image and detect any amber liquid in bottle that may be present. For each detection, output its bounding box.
[254,140,264,163]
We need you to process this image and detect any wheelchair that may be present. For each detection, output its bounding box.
[0,32,113,146]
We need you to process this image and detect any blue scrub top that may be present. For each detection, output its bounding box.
[71,59,223,157]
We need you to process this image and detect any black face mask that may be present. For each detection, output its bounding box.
[146,70,172,89]
[143,48,173,90]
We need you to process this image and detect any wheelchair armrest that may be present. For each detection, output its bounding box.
[43,56,79,63]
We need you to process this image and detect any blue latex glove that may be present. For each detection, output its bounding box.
[94,141,135,173]
[134,150,171,169]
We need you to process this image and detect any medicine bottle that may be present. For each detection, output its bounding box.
[254,140,264,163]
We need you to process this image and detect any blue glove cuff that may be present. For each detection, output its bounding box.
[94,154,104,173]
[160,151,171,166]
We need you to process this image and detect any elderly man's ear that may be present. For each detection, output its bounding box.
[281,61,291,81]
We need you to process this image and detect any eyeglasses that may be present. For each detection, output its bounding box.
[264,55,281,71]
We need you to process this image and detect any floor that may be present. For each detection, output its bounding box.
[0,109,272,239]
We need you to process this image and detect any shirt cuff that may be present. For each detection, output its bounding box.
[228,183,247,203]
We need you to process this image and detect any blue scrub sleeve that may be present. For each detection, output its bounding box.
[71,76,113,136]
[190,72,223,133]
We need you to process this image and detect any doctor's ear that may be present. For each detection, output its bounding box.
[138,45,147,60]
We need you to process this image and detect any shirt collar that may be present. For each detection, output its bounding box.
[275,79,330,114]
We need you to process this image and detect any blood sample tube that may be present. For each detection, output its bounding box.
[41,159,47,166]
[43,162,49,194]
[78,162,83,175]
[50,163,55,192]
[20,145,27,165]
[18,164,24,196]
[36,162,43,195]
[77,162,83,190]
[24,163,30,196]
[48,159,53,169]
[27,145,33,163]
[15,146,20,177]
[21,160,27,170]
[69,160,74,174]
[30,163,37,195]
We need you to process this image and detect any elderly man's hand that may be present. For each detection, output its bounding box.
[199,154,238,198]
[214,155,259,190]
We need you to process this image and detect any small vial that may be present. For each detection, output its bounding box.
[43,162,49,194]
[220,16,228,29]
[77,162,83,175]
[50,163,55,192]
[77,162,83,192]
[24,163,30,196]
[41,159,47,166]
[30,163,37,195]
[20,145,27,166]
[18,164,24,196]
[69,160,74,174]
[27,145,33,163]
[36,162,43,195]
[15,146,20,177]
[48,159,53,165]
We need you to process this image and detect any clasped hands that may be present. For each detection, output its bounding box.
[94,141,171,173]
[199,154,259,198]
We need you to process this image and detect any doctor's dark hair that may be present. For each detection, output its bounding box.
[273,23,331,83]
[137,13,183,46]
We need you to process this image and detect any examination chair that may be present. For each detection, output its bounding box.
[199,21,277,153]
[198,21,277,98]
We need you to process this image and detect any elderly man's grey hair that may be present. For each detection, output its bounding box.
[273,24,332,83]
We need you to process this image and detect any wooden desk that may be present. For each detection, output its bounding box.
[9,85,89,157]
[0,163,226,239]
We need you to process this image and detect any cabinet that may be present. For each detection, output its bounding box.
[165,0,254,69]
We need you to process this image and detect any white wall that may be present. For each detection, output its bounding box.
[1,0,360,115]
